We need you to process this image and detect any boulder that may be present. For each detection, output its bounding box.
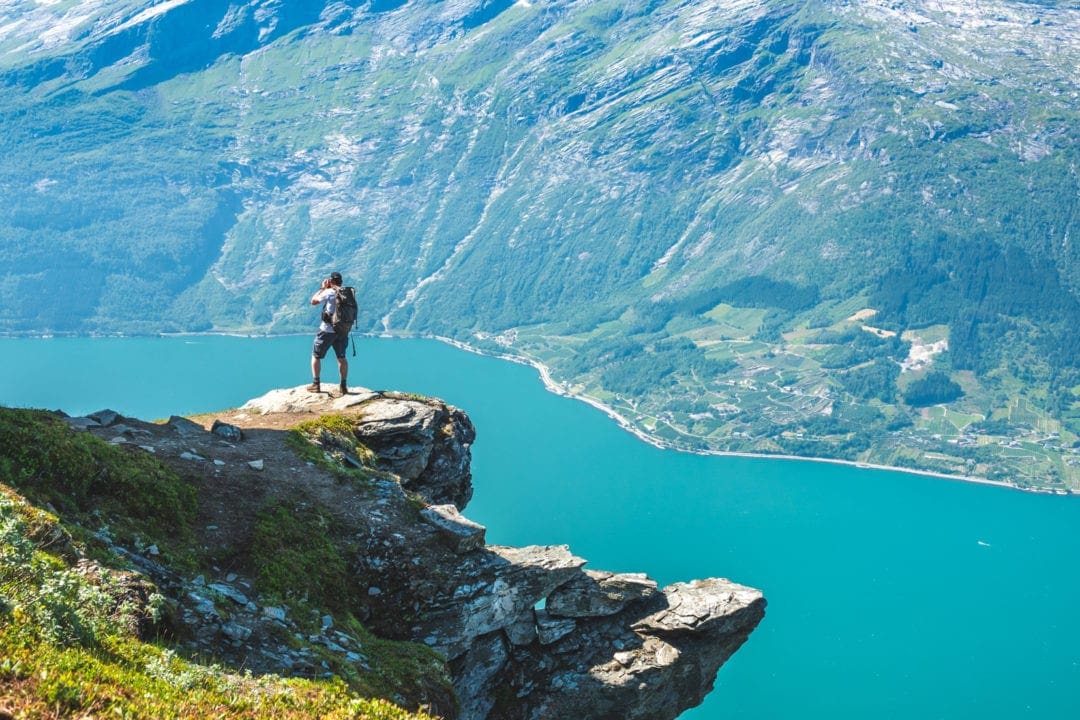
[352,399,439,480]
[88,409,121,427]
[352,396,475,509]
[167,415,205,436]
[420,504,486,554]
[210,419,243,442]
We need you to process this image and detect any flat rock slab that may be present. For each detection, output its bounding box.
[241,385,379,414]
[633,578,764,636]
[353,399,438,439]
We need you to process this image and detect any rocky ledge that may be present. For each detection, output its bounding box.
[73,386,765,720]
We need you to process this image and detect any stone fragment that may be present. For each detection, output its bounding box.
[263,606,286,621]
[339,452,364,469]
[331,391,381,410]
[209,583,249,606]
[248,459,264,471]
[179,451,204,461]
[187,592,216,617]
[167,415,204,436]
[420,504,486,554]
[211,419,244,442]
[221,622,252,642]
[88,409,121,427]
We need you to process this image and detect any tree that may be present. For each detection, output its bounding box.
[903,372,963,407]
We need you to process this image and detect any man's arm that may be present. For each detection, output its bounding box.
[310,280,333,305]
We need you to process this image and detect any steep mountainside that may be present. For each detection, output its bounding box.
[1,0,1077,486]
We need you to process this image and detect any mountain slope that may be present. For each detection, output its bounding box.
[1,0,1077,486]
[0,391,765,719]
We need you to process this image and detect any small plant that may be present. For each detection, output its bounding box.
[287,413,383,482]
[0,492,159,648]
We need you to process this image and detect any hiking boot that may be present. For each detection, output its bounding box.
[306,381,321,393]
[339,382,349,396]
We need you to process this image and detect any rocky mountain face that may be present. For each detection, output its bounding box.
[1,0,1077,485]
[59,387,765,719]
[1,0,1074,332]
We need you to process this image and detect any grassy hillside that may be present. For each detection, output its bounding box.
[0,407,442,718]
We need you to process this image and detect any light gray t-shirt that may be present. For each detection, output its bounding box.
[314,287,337,333]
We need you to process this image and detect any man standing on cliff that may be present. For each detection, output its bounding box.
[308,271,351,395]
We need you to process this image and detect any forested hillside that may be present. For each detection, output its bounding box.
[1,0,1077,487]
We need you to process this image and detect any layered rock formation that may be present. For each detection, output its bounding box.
[73,386,765,719]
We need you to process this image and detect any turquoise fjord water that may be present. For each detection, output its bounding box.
[2,335,1079,719]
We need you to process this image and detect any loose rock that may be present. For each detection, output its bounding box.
[420,504,486,554]
[211,419,243,442]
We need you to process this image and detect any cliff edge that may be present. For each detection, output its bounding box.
[9,387,765,719]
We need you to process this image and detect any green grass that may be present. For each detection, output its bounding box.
[0,407,455,717]
[702,304,768,336]
[0,628,434,720]
[0,407,200,570]
[0,485,434,720]
[286,413,380,481]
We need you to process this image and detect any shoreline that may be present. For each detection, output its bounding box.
[424,334,1055,496]
[7,330,1068,495]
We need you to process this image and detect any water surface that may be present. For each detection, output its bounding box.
[2,335,1077,719]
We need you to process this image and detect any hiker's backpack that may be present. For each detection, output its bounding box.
[331,286,358,335]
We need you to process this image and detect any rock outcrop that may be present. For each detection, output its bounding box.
[241,387,475,509]
[72,386,764,720]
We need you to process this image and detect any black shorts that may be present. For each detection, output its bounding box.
[312,330,348,359]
